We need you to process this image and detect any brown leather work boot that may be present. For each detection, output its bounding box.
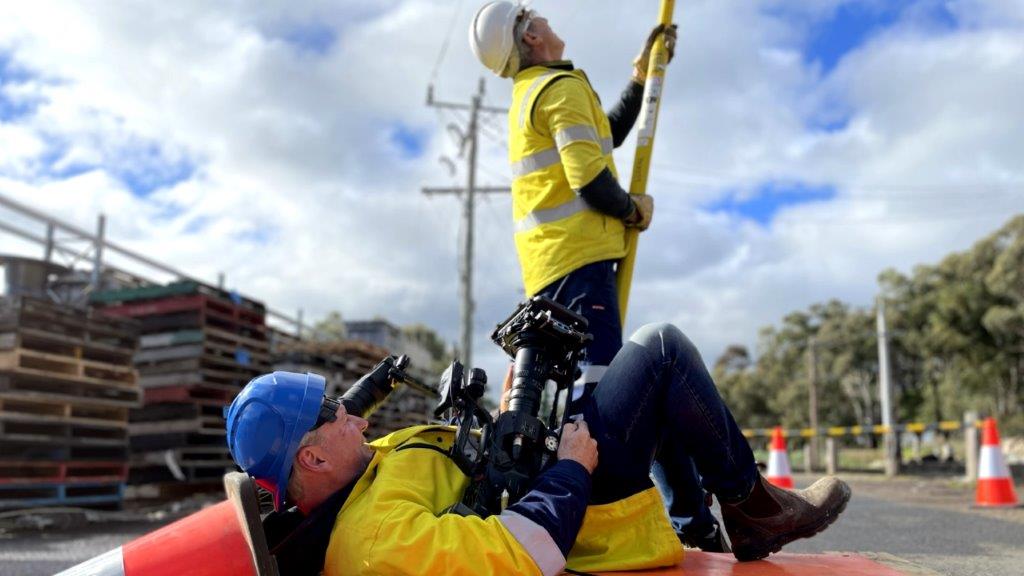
[720,474,851,562]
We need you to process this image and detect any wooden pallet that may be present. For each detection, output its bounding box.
[0,460,128,484]
[140,367,251,389]
[0,327,134,365]
[123,479,222,502]
[99,294,267,337]
[143,384,237,405]
[130,429,226,451]
[0,411,127,443]
[129,446,236,483]
[91,280,266,315]
[0,437,129,461]
[0,297,138,350]
[0,480,124,509]
[129,401,223,422]
[136,353,264,378]
[129,416,223,435]
[0,346,137,384]
[0,391,130,425]
[0,370,140,405]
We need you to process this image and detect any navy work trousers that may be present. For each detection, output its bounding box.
[536,260,622,392]
[581,323,759,526]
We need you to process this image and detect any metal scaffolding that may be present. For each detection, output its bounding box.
[0,192,309,336]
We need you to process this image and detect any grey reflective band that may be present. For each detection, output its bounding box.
[510,147,562,178]
[55,547,125,576]
[554,124,615,152]
[510,133,612,179]
[554,124,600,148]
[518,70,560,129]
[514,197,590,234]
[499,511,566,576]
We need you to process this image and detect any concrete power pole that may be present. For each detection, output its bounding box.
[876,296,900,476]
[424,79,509,371]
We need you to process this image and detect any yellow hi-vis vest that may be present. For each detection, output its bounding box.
[325,425,682,576]
[510,65,628,296]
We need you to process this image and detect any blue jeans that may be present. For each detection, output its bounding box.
[580,323,758,524]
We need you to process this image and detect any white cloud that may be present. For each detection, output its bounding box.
[1,0,1021,397]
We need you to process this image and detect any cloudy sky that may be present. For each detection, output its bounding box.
[1,0,1022,387]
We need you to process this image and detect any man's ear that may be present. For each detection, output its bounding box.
[294,444,329,473]
[521,29,541,49]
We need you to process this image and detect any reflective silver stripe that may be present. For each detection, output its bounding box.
[510,147,561,178]
[518,71,559,129]
[499,511,566,576]
[510,135,611,178]
[513,197,589,234]
[55,547,125,576]
[552,124,595,148]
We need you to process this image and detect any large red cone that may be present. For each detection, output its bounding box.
[57,473,276,575]
[976,418,1020,508]
[766,426,794,489]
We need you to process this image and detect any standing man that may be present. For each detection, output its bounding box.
[469,2,666,403]
[468,2,728,552]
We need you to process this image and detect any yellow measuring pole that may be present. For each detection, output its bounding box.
[616,0,677,327]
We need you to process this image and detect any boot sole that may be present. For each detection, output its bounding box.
[732,482,852,562]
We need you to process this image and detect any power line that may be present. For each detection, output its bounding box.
[429,0,465,83]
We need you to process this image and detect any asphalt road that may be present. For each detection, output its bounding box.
[758,474,1024,576]
[1,474,1022,575]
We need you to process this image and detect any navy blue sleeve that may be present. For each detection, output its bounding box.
[607,81,644,148]
[579,167,636,219]
[505,459,592,557]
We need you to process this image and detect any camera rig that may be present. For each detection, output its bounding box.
[435,295,591,517]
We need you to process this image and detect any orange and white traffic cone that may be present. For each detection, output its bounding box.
[976,417,1020,508]
[766,426,794,489]
[57,473,273,575]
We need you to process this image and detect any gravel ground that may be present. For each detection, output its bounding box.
[0,473,1021,575]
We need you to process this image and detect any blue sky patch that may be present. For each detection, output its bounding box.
[36,136,196,197]
[805,2,902,75]
[270,22,338,55]
[706,182,837,226]
[0,51,43,121]
[114,145,196,197]
[183,215,212,234]
[389,123,428,160]
[805,93,852,133]
[769,1,959,77]
[234,226,273,245]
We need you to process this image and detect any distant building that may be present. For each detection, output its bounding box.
[345,319,434,371]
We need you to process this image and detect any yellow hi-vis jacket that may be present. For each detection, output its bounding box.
[324,425,682,576]
[510,63,628,297]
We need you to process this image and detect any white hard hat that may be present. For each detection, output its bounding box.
[469,1,527,78]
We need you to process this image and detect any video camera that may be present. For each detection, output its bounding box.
[435,294,591,517]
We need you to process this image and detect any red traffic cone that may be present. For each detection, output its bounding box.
[57,473,275,575]
[766,426,794,489]
[976,418,1020,508]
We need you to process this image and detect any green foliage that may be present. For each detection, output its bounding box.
[714,215,1024,428]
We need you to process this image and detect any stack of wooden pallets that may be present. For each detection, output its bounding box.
[0,297,139,510]
[272,339,437,439]
[91,282,270,501]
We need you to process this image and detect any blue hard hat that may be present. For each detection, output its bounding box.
[225,371,326,511]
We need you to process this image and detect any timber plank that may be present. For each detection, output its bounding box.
[0,371,141,405]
